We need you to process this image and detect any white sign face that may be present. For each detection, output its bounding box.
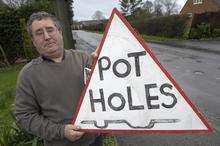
[72,8,212,133]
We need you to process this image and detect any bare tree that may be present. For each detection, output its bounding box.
[5,0,27,8]
[119,0,143,15]
[153,0,163,16]
[92,10,106,20]
[120,0,129,15]
[160,0,178,15]
[142,0,153,13]
[130,0,143,15]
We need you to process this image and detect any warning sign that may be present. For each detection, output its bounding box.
[72,8,213,133]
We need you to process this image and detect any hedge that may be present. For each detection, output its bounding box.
[0,7,23,64]
[0,0,54,65]
[82,14,189,39]
[130,14,189,38]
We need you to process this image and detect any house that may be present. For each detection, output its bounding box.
[180,0,220,15]
[80,20,106,27]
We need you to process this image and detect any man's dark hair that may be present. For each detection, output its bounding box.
[27,11,62,37]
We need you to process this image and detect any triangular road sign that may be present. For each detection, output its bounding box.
[72,8,213,134]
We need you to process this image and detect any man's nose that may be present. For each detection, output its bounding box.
[43,29,51,40]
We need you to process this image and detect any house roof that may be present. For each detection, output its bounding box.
[180,0,220,14]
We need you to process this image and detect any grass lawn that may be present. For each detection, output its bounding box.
[142,34,179,42]
[0,65,23,125]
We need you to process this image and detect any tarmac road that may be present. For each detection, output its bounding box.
[73,30,220,146]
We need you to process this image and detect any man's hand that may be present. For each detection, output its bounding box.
[91,51,98,59]
[64,124,84,142]
[91,44,100,59]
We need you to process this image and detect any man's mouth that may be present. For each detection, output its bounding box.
[45,42,55,47]
[44,43,58,53]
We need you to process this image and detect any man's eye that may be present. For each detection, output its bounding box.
[47,28,54,33]
[36,31,44,36]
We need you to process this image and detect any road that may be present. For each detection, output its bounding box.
[73,30,220,146]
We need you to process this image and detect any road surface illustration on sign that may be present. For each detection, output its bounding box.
[72,8,213,133]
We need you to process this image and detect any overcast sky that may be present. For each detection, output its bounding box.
[73,0,187,21]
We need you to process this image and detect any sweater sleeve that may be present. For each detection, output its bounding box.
[14,68,65,141]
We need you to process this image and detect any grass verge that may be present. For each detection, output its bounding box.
[83,30,180,42]
[0,65,23,124]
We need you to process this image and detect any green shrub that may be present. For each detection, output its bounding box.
[182,27,191,39]
[197,22,211,38]
[0,120,43,146]
[0,7,23,64]
[0,101,43,146]
[102,136,118,146]
[189,23,212,39]
[0,0,54,64]
[189,28,200,39]
[212,28,220,37]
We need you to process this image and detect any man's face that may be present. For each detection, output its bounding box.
[31,18,64,59]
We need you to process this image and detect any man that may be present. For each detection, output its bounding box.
[14,11,100,146]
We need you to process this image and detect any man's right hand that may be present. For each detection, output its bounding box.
[64,124,84,142]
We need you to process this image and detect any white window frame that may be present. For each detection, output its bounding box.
[193,0,203,5]
[187,12,193,17]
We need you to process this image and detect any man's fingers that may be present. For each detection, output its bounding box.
[69,130,84,141]
[70,130,84,136]
[91,43,100,59]
[75,125,81,130]
[95,43,100,52]
[91,52,98,59]
[67,124,81,130]
[64,124,85,142]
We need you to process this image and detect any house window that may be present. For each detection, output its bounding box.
[187,13,193,17]
[193,0,203,4]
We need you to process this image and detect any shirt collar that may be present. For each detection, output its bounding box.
[41,50,65,62]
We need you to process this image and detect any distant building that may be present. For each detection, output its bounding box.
[180,0,220,15]
[80,20,105,27]
[72,19,106,30]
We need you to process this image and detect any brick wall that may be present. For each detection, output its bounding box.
[180,0,220,14]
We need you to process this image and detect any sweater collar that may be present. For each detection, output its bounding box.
[41,50,65,63]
